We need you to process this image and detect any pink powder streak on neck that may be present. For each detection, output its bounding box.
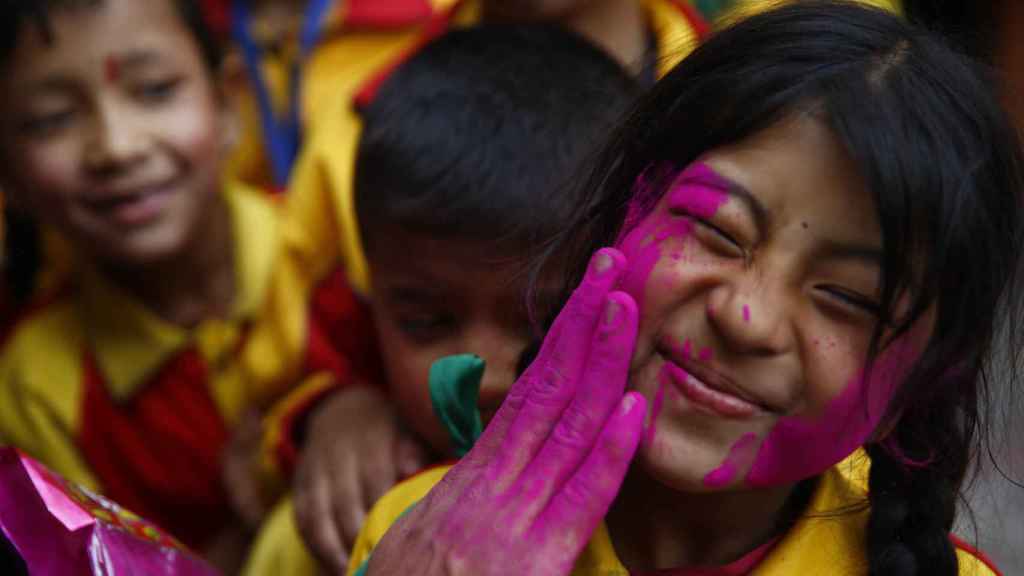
[742,305,751,323]
[703,433,757,488]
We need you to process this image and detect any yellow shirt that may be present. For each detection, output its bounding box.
[345,453,997,576]
[0,180,278,491]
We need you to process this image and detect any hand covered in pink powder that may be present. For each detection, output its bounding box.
[365,248,647,576]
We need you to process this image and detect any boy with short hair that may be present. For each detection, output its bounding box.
[243,23,640,574]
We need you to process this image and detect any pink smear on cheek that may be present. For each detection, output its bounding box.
[698,347,713,363]
[742,305,751,323]
[703,433,757,488]
[744,339,919,487]
[615,162,728,311]
[645,369,670,446]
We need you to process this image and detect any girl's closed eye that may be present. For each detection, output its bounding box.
[815,284,882,319]
[669,205,745,259]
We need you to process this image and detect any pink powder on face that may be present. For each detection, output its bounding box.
[703,433,757,488]
[615,162,729,312]
[742,305,751,323]
[698,347,714,363]
[646,369,670,447]
[743,337,920,487]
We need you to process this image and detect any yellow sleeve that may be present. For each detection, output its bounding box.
[256,372,338,496]
[955,543,1002,576]
[0,303,100,491]
[241,498,320,576]
[346,465,453,575]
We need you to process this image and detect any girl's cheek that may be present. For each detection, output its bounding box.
[738,335,919,487]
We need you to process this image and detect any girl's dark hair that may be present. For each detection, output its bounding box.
[532,2,1024,574]
[0,0,222,72]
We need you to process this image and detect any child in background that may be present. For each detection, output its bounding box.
[349,3,1022,575]
[0,0,375,570]
[241,24,640,575]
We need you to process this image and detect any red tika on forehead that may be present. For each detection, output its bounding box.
[104,56,121,83]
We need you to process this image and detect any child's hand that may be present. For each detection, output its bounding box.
[294,385,428,573]
[365,248,646,576]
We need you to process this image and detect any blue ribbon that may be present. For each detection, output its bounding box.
[230,0,334,188]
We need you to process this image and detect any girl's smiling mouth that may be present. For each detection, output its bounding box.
[656,342,777,419]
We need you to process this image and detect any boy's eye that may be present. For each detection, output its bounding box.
[18,109,76,137]
[396,313,457,342]
[818,285,881,317]
[133,78,182,104]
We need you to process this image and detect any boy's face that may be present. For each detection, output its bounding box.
[0,0,233,268]
[366,229,537,455]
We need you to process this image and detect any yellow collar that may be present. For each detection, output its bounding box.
[574,451,872,575]
[77,181,279,401]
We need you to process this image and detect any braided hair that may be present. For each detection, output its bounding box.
[529,3,1024,574]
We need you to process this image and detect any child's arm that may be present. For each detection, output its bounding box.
[364,249,646,575]
[292,383,427,573]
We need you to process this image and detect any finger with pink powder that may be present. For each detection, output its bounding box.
[512,291,639,519]
[476,248,627,489]
[535,392,647,564]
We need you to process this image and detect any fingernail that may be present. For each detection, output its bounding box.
[603,296,623,329]
[589,249,614,278]
[622,393,636,410]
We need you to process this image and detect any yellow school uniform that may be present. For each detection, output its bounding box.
[0,181,278,549]
[343,453,999,576]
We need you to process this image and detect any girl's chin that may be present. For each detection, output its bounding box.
[636,436,752,493]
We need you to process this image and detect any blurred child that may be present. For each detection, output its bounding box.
[241,23,640,574]
[0,0,347,569]
[347,3,1021,575]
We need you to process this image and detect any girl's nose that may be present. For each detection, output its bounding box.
[706,275,794,357]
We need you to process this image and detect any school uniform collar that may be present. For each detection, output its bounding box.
[77,181,279,402]
[574,451,872,575]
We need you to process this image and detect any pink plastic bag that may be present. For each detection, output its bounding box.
[0,447,219,575]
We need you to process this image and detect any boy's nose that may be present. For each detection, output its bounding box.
[84,104,147,173]
[470,331,526,417]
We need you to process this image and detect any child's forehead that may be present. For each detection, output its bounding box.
[4,0,189,73]
[368,232,534,302]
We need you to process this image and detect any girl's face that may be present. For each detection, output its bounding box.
[620,115,924,491]
[0,0,232,268]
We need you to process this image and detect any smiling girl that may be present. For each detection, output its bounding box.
[345,2,1022,575]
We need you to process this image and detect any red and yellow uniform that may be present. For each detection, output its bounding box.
[343,453,1001,576]
[0,184,276,551]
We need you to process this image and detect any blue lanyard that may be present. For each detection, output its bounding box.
[230,0,334,189]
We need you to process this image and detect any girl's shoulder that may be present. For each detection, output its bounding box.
[348,463,454,573]
[951,535,1003,576]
